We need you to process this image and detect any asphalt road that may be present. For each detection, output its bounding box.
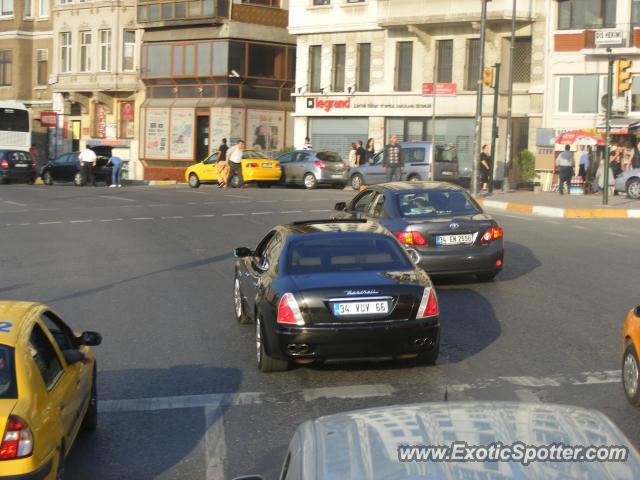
[0,182,639,479]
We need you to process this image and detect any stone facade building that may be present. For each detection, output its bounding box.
[137,0,295,180]
[289,0,546,180]
[0,0,54,161]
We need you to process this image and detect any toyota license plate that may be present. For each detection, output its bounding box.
[333,301,388,316]
[262,163,273,168]
[436,234,474,245]
[15,164,28,168]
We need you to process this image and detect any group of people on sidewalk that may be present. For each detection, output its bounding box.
[554,142,640,195]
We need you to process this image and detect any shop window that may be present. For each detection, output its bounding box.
[248,44,285,79]
[436,40,453,84]
[558,0,616,30]
[395,41,413,92]
[0,50,11,86]
[357,43,370,93]
[332,44,345,92]
[36,49,48,85]
[120,102,135,139]
[309,45,322,93]
[465,38,480,91]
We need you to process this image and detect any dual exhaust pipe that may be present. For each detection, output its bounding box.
[287,343,309,355]
[414,337,434,348]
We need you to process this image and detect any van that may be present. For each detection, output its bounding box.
[348,141,459,190]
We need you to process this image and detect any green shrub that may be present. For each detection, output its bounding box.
[515,149,535,182]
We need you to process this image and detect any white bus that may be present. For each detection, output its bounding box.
[0,101,30,152]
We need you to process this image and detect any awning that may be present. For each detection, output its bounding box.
[141,98,293,111]
[596,121,640,135]
[555,130,605,148]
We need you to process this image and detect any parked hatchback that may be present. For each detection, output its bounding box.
[349,141,459,190]
[0,150,36,184]
[276,150,348,189]
[614,168,640,199]
[41,152,112,186]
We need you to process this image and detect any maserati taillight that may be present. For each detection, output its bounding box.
[416,288,439,319]
[277,293,305,326]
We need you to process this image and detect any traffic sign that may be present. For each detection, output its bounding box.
[422,83,457,96]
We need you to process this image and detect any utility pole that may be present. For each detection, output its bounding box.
[472,0,490,195]
[489,63,501,193]
[431,59,437,180]
[502,0,516,192]
[603,49,614,206]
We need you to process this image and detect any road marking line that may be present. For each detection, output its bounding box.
[515,389,541,403]
[149,203,170,207]
[532,206,565,218]
[19,223,32,226]
[39,221,63,225]
[628,210,640,218]
[256,200,277,203]
[205,404,226,480]
[309,209,331,212]
[193,214,216,218]
[224,194,252,199]
[230,200,250,204]
[493,213,533,221]
[3,200,26,207]
[571,225,588,230]
[161,216,184,219]
[204,201,217,205]
[251,212,273,215]
[303,384,395,402]
[283,199,298,202]
[98,195,136,202]
[187,202,198,205]
[222,213,245,217]
[100,218,123,222]
[281,210,303,214]
[132,217,153,220]
[545,220,561,225]
[605,232,628,238]
[70,219,93,223]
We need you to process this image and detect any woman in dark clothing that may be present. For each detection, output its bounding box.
[479,144,491,191]
[366,138,376,163]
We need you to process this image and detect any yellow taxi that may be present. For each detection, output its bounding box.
[622,305,640,406]
[0,301,101,479]
[185,150,281,189]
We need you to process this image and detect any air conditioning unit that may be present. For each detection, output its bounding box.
[599,92,628,116]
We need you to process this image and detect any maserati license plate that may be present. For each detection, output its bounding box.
[333,301,388,316]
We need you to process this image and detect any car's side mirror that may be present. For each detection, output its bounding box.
[80,331,102,346]
[334,202,347,211]
[234,247,253,258]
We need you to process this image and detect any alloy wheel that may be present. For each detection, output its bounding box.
[628,180,640,200]
[234,278,242,319]
[256,317,262,365]
[304,173,317,189]
[351,174,362,190]
[624,351,639,398]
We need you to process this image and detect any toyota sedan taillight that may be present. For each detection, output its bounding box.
[0,416,33,460]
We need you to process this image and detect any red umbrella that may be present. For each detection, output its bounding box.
[555,130,605,146]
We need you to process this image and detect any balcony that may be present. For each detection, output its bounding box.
[555,24,640,52]
[137,0,230,26]
[376,0,540,28]
[231,3,288,28]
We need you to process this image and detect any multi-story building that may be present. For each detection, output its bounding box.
[137,0,295,180]
[51,0,142,178]
[289,0,546,179]
[542,0,640,157]
[0,0,53,161]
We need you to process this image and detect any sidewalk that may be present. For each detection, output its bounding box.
[474,191,640,219]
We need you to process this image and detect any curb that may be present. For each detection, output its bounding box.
[148,180,179,186]
[475,199,640,219]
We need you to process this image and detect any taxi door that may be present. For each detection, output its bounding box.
[27,322,80,448]
[200,153,219,181]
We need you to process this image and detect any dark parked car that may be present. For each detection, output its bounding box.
[334,182,504,281]
[41,150,112,186]
[275,150,348,189]
[233,219,440,372]
[0,149,36,184]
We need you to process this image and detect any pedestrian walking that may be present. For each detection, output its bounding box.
[355,140,367,167]
[218,138,229,163]
[366,138,376,163]
[479,145,491,192]
[78,145,97,186]
[555,145,574,195]
[578,145,589,181]
[594,159,614,194]
[632,141,640,169]
[302,137,313,150]
[348,143,357,168]
[227,140,246,189]
[107,154,123,187]
[610,149,623,178]
[383,135,403,182]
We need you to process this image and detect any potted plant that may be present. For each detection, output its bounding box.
[515,149,535,191]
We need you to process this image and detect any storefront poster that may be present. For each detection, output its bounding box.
[230,108,245,146]
[246,109,284,153]
[145,109,169,159]
[210,107,231,147]
[170,109,195,159]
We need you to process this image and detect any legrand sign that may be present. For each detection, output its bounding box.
[595,30,623,46]
[304,96,433,116]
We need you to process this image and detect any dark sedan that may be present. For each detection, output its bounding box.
[41,151,112,186]
[233,219,440,372]
[0,149,36,184]
[334,182,504,281]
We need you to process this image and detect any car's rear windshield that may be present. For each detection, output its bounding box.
[398,190,481,218]
[436,146,457,163]
[243,151,269,159]
[286,235,412,274]
[316,151,342,162]
[0,345,17,399]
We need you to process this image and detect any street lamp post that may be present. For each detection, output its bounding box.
[503,0,516,192]
[472,0,490,196]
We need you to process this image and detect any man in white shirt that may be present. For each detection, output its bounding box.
[302,137,312,150]
[226,140,245,189]
[78,146,97,186]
